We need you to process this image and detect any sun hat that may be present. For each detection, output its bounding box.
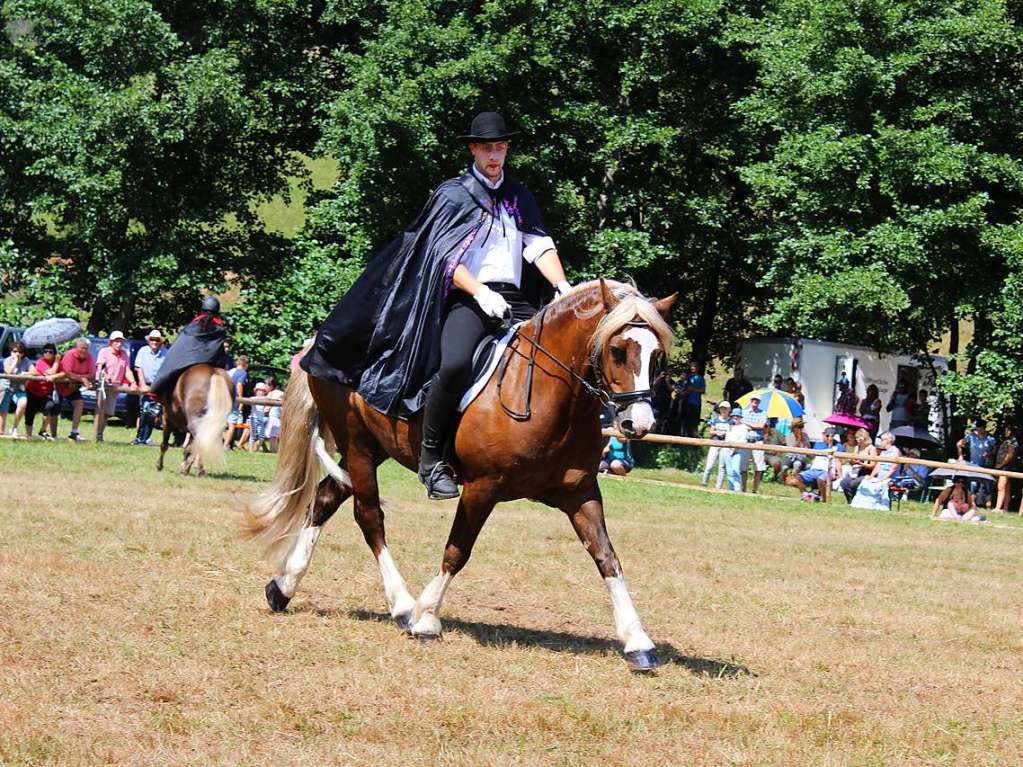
[146,329,163,340]
[717,400,732,410]
[108,331,125,341]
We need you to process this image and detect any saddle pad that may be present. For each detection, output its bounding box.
[458,322,524,413]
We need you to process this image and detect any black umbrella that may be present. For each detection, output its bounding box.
[889,424,942,449]
[929,465,995,482]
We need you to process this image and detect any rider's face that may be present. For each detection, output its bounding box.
[469,141,509,182]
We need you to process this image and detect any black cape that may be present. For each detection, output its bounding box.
[302,169,552,418]
[150,313,231,396]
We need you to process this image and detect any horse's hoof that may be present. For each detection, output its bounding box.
[265,579,291,613]
[625,649,661,673]
[412,632,442,643]
[394,612,414,633]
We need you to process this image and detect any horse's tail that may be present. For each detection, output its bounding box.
[191,370,231,469]
[241,363,350,571]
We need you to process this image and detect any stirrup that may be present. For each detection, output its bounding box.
[421,461,459,500]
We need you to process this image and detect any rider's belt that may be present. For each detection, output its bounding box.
[484,282,520,292]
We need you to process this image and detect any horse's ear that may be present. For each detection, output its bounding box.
[599,279,619,311]
[652,292,678,319]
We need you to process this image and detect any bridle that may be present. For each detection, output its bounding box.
[495,304,658,422]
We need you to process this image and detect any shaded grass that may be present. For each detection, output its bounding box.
[2,436,1022,765]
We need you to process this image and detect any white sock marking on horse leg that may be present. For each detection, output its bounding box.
[605,576,655,653]
[410,570,454,636]
[273,525,322,598]
[377,547,416,619]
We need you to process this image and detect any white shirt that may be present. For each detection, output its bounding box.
[462,165,556,287]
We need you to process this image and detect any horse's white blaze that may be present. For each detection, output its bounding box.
[621,326,659,432]
[605,576,655,653]
[274,525,322,598]
[411,570,454,636]
[377,547,416,619]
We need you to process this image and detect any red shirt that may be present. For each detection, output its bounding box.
[56,349,96,397]
[26,356,56,397]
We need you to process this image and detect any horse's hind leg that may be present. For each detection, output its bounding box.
[347,449,417,630]
[266,475,350,612]
[561,487,659,673]
[156,422,170,471]
[410,484,496,639]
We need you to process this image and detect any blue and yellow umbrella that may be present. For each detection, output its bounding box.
[735,388,804,419]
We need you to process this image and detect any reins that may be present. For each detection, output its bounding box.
[495,306,654,421]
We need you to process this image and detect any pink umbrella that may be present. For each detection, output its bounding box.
[822,413,871,430]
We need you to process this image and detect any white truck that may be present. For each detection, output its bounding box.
[738,337,947,439]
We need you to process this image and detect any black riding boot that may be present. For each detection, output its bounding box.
[418,377,460,500]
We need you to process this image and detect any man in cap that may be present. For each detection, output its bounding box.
[132,329,168,445]
[302,111,571,500]
[150,296,231,397]
[94,331,139,442]
[742,393,768,493]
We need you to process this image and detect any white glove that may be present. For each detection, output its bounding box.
[474,285,511,319]
[555,281,573,298]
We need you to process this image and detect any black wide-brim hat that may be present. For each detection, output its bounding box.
[461,111,519,141]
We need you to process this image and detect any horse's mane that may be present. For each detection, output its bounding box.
[549,280,675,356]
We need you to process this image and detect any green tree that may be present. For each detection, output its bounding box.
[731,0,1023,369]
[0,0,336,334]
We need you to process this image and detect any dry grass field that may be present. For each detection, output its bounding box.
[2,435,1022,766]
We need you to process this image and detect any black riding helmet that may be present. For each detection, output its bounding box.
[201,296,221,314]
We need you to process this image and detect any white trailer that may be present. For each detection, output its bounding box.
[738,337,947,439]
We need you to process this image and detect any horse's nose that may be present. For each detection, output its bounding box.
[619,418,637,437]
[630,422,649,438]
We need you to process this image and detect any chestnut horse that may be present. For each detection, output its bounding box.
[244,280,677,671]
[156,364,234,475]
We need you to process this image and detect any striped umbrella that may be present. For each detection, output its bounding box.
[735,388,804,419]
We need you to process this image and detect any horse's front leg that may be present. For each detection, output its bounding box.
[562,487,659,672]
[410,485,496,639]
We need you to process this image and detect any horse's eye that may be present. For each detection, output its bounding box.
[610,346,627,364]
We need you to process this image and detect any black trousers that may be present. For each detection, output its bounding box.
[421,283,536,450]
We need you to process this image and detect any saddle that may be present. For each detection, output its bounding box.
[457,322,522,412]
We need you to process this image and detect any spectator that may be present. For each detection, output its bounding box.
[248,381,270,452]
[840,429,879,502]
[994,423,1017,512]
[763,419,786,480]
[94,331,139,443]
[887,379,914,429]
[792,381,805,408]
[859,384,882,439]
[223,355,250,448]
[264,375,284,453]
[790,427,840,502]
[132,329,168,446]
[915,389,931,430]
[742,394,768,493]
[54,338,96,441]
[1,341,31,438]
[724,408,750,492]
[600,436,634,475]
[771,373,783,389]
[722,365,753,407]
[679,360,705,438]
[834,379,858,415]
[890,448,929,497]
[25,343,60,439]
[932,477,984,522]
[780,418,811,481]
[957,418,996,508]
[850,431,901,510]
[701,400,732,489]
[651,367,673,433]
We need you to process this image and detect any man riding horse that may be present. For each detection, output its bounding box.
[302,112,571,499]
